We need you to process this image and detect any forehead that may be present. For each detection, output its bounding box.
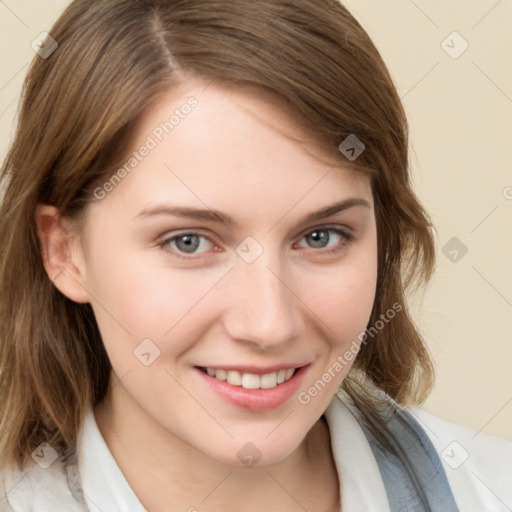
[88,80,372,227]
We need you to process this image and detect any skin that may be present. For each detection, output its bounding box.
[36,78,378,511]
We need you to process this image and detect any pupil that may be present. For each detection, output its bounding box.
[177,234,199,253]
[309,230,328,248]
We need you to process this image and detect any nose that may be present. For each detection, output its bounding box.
[221,253,303,351]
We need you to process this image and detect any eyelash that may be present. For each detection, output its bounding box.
[157,225,354,259]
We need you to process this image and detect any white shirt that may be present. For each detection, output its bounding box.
[1,394,511,511]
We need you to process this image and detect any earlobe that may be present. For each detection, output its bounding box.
[35,204,90,304]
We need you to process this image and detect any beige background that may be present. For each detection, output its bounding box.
[1,1,511,440]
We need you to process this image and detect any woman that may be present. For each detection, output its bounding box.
[0,1,510,511]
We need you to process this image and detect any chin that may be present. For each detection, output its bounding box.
[194,418,315,470]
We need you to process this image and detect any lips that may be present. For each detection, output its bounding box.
[195,364,310,411]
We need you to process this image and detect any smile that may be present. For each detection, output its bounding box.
[200,367,296,390]
[196,364,310,411]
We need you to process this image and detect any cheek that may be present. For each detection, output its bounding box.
[305,251,378,346]
[295,250,377,407]
[84,242,228,356]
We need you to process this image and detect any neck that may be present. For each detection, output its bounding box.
[94,383,340,512]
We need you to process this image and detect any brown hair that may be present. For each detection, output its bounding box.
[0,0,435,473]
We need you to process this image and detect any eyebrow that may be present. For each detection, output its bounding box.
[134,197,370,227]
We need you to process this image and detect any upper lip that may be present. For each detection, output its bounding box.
[196,363,310,375]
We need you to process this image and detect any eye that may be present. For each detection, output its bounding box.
[160,232,215,256]
[296,226,353,254]
[158,226,353,259]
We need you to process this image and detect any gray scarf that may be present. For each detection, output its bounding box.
[353,391,460,512]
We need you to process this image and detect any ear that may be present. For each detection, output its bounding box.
[35,204,90,303]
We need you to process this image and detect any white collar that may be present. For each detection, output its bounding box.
[78,408,147,511]
[324,394,390,512]
[77,395,390,512]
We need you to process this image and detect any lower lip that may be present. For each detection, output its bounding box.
[195,366,309,412]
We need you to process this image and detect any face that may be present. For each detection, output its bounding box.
[73,79,377,466]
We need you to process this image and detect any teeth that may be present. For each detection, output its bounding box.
[226,370,242,386]
[241,373,260,389]
[260,372,277,389]
[205,367,296,389]
[215,369,227,381]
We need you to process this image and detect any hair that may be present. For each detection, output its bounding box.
[0,0,435,473]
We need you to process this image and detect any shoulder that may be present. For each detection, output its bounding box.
[0,458,86,512]
[410,407,512,512]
